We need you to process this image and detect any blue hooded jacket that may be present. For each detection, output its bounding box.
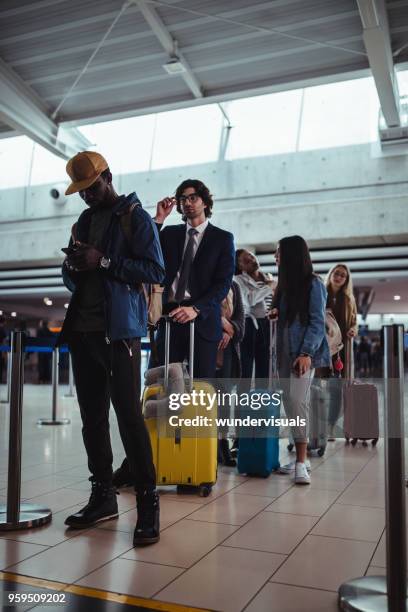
[59,193,165,343]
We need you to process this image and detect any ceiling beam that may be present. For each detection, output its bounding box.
[134,0,203,98]
[357,0,401,127]
[0,57,90,159]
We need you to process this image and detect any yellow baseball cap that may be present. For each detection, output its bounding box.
[65,151,109,195]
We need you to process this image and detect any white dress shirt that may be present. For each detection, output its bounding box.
[170,219,209,301]
[234,271,275,328]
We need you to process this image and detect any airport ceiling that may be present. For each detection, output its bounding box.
[0,0,408,158]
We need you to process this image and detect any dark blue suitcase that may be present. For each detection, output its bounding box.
[237,320,280,477]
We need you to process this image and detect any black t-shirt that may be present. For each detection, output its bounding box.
[71,205,113,332]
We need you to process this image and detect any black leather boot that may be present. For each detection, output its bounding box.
[65,478,118,528]
[112,457,132,488]
[133,490,160,546]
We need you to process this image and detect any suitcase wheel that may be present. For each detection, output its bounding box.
[287,443,294,452]
[351,439,358,446]
[362,440,368,447]
[199,484,212,497]
[318,447,325,457]
[372,439,378,446]
[345,436,350,445]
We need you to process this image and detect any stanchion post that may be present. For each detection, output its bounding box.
[37,347,70,426]
[384,324,406,607]
[0,349,11,404]
[52,348,58,421]
[6,332,24,524]
[0,332,52,530]
[64,352,75,398]
[338,323,407,612]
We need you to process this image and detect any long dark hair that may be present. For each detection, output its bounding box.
[274,235,314,325]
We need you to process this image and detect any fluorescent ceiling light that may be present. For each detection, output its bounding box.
[163,58,186,75]
[394,295,401,300]
[11,312,17,317]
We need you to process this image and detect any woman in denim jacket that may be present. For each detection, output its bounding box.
[270,235,330,485]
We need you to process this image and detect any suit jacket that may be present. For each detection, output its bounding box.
[158,222,235,342]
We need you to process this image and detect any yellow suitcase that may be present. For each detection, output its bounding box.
[143,319,217,497]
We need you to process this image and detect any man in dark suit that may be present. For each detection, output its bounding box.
[154,178,235,378]
[113,179,235,488]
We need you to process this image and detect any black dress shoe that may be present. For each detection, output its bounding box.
[230,438,239,458]
[133,490,160,546]
[112,458,132,488]
[65,478,118,529]
[220,438,237,467]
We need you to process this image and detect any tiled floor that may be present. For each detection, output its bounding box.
[0,384,400,611]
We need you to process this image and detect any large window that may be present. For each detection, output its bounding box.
[225,90,302,159]
[298,77,379,151]
[0,75,383,193]
[30,143,67,186]
[79,115,157,175]
[0,136,34,189]
[151,104,223,169]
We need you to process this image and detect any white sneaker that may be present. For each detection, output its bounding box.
[278,459,311,475]
[295,462,311,485]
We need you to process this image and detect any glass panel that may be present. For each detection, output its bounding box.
[79,114,157,174]
[298,77,379,150]
[30,143,67,186]
[151,104,222,169]
[0,136,34,189]
[225,90,302,159]
[397,68,408,97]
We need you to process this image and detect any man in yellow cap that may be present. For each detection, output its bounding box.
[59,151,165,546]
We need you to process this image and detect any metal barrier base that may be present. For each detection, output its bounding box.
[339,576,408,611]
[37,418,71,426]
[0,503,52,531]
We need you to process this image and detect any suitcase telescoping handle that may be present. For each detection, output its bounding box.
[345,336,353,381]
[268,318,278,391]
[163,315,194,392]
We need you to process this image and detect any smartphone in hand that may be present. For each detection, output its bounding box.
[61,246,77,255]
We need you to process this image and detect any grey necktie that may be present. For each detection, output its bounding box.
[174,228,198,303]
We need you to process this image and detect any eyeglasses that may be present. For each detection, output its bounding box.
[178,193,200,205]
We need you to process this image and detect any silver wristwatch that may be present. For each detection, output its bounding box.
[99,256,111,270]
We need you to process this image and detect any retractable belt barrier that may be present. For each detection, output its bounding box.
[0,340,69,426]
[37,345,71,427]
[338,324,407,612]
[1,340,151,411]
[0,334,151,532]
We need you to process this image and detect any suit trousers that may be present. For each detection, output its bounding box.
[69,332,156,490]
[154,318,218,379]
[240,317,270,389]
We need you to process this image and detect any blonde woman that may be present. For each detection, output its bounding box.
[325,263,358,439]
